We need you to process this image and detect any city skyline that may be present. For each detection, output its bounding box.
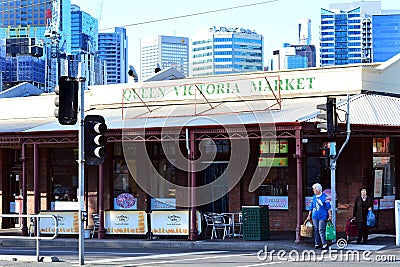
[71,0,399,71]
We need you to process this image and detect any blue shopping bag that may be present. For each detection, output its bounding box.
[366,210,376,227]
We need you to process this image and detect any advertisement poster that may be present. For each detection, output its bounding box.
[373,196,395,210]
[150,210,201,235]
[151,198,176,210]
[259,196,289,210]
[258,157,288,167]
[374,169,383,198]
[114,193,137,210]
[39,211,79,234]
[104,210,147,235]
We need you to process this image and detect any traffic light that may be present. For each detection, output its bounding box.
[54,76,78,125]
[84,115,107,165]
[316,97,337,138]
[318,147,330,169]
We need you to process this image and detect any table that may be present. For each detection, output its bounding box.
[221,212,242,238]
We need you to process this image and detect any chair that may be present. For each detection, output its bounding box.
[91,213,100,238]
[234,212,243,237]
[212,214,231,239]
[203,213,216,239]
[28,216,36,237]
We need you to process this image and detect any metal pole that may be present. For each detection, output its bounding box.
[330,94,351,242]
[330,141,337,241]
[295,128,303,244]
[78,62,85,265]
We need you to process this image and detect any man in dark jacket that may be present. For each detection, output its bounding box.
[352,187,373,244]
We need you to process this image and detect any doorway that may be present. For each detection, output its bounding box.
[200,162,229,213]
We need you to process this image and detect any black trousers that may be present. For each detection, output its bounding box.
[357,222,369,243]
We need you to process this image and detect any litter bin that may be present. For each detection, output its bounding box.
[242,206,269,241]
[84,229,91,239]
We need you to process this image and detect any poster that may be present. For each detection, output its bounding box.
[150,210,201,236]
[259,196,289,210]
[39,211,79,234]
[374,169,383,198]
[104,210,147,234]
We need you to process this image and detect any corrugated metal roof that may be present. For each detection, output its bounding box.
[0,118,54,133]
[11,94,400,133]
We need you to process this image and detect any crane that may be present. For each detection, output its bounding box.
[44,0,61,92]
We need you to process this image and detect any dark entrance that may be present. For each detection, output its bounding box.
[199,162,228,213]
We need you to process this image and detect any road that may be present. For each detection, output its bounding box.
[0,246,399,266]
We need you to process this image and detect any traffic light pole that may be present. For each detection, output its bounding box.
[78,63,86,265]
[330,94,351,242]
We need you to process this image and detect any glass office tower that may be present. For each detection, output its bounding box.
[98,27,128,84]
[140,35,189,81]
[191,26,263,77]
[372,13,400,62]
[320,8,363,66]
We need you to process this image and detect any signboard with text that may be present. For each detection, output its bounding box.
[259,196,289,210]
[104,210,147,235]
[39,211,79,235]
[150,210,202,236]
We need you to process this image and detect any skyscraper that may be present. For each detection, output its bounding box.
[320,7,363,66]
[140,35,189,81]
[372,12,400,62]
[0,0,72,92]
[70,4,98,55]
[69,4,105,87]
[298,19,311,45]
[98,27,128,84]
[320,1,382,66]
[191,26,263,77]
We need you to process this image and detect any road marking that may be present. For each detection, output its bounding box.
[80,250,228,265]
[126,252,255,266]
[0,248,152,255]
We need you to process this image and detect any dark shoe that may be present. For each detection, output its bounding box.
[314,244,322,249]
[362,241,368,244]
[322,244,328,250]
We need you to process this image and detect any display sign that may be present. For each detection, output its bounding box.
[258,157,288,167]
[374,169,383,198]
[259,196,289,210]
[51,201,79,211]
[374,196,395,210]
[114,193,137,210]
[104,210,147,235]
[259,140,288,154]
[305,196,313,211]
[151,198,176,210]
[150,210,201,236]
[39,211,79,234]
[10,202,16,213]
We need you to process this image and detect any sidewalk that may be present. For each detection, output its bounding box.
[0,228,397,252]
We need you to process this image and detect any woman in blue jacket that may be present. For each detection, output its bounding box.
[306,183,332,249]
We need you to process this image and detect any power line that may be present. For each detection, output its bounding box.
[101,0,280,31]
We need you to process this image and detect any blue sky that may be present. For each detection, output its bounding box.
[71,0,399,69]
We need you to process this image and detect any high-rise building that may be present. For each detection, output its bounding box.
[0,0,72,92]
[191,26,263,77]
[298,19,311,45]
[320,1,382,66]
[320,7,363,66]
[70,4,98,55]
[272,43,312,70]
[372,12,400,62]
[69,4,105,87]
[98,27,128,84]
[140,35,189,81]
[290,45,316,68]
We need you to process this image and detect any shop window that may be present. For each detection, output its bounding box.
[373,138,388,153]
[113,143,138,210]
[372,137,396,209]
[258,139,289,210]
[50,149,78,208]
